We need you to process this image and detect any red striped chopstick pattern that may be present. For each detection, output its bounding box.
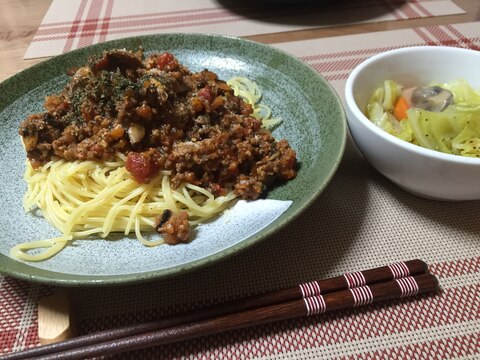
[299,260,413,297]
[344,271,367,288]
[396,277,420,298]
[299,281,322,297]
[300,261,419,314]
[350,286,374,307]
[303,294,327,316]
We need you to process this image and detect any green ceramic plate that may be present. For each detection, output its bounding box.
[0,34,345,286]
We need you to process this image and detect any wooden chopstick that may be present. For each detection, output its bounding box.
[26,273,438,360]
[2,259,428,360]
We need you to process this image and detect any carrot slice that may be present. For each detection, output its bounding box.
[393,96,410,120]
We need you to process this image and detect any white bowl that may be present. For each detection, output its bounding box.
[345,46,480,201]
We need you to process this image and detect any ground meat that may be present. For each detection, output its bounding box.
[154,210,191,245]
[18,49,297,200]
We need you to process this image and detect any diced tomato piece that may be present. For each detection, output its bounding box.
[125,151,161,183]
[156,52,175,70]
[197,87,213,103]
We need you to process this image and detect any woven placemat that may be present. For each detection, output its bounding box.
[24,0,464,58]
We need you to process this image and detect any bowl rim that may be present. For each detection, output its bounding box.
[344,45,480,165]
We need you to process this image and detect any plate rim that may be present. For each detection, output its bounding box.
[0,33,346,286]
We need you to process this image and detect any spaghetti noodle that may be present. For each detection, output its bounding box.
[227,77,282,130]
[12,155,235,261]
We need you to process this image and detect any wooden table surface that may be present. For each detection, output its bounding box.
[0,0,479,83]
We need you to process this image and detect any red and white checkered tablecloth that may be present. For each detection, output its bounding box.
[2,16,480,360]
[24,0,465,59]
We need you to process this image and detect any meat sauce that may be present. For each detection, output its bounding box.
[19,49,297,242]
